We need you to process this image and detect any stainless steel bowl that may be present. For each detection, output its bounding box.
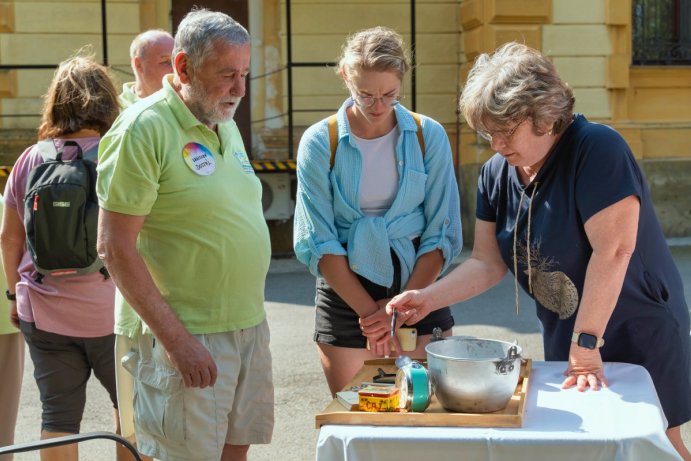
[425,336,522,413]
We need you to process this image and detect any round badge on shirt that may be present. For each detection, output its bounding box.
[182,143,216,176]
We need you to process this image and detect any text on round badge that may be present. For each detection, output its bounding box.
[182,143,216,176]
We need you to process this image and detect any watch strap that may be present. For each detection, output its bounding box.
[571,331,605,349]
[5,289,16,301]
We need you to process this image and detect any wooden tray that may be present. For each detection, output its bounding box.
[316,358,531,428]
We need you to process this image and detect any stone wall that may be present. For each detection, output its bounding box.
[0,128,34,165]
[641,160,691,238]
[0,128,35,191]
[455,0,691,245]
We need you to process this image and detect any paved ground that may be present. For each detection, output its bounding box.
[9,246,691,460]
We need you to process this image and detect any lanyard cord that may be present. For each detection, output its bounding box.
[512,182,539,316]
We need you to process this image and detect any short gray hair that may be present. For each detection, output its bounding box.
[459,42,574,135]
[173,8,250,71]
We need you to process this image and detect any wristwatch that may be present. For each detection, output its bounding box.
[5,289,16,301]
[572,331,605,349]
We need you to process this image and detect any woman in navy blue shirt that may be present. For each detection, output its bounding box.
[389,42,690,459]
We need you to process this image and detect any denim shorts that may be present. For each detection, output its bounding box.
[314,251,454,348]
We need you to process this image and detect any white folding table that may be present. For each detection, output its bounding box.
[316,361,681,461]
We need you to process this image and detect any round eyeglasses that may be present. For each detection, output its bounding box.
[477,119,525,143]
[351,93,401,108]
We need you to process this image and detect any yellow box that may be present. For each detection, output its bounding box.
[358,385,400,412]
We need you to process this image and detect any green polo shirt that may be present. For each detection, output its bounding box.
[118,82,139,108]
[97,76,270,335]
[116,81,140,336]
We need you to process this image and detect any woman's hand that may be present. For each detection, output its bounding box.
[359,304,398,357]
[386,289,432,325]
[561,343,608,391]
[359,301,390,336]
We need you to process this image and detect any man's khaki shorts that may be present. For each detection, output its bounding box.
[115,334,136,441]
[131,319,274,461]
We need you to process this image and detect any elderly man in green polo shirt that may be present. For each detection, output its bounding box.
[96,9,273,461]
[119,29,174,108]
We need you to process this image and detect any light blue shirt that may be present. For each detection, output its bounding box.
[294,99,462,288]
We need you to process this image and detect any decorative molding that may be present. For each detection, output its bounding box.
[605,0,629,25]
[459,0,550,65]
[607,54,630,89]
[0,71,18,98]
[492,25,541,50]
[630,67,691,88]
[606,0,631,124]
[462,26,484,60]
[610,88,628,121]
[459,0,483,31]
[0,1,15,33]
[487,0,551,25]
[612,124,643,158]
[139,0,157,31]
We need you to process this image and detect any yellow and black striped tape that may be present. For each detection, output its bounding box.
[0,162,297,175]
[0,160,297,177]
[251,160,297,172]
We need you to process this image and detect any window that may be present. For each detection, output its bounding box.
[632,0,691,65]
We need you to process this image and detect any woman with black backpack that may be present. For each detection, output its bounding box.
[0,54,132,461]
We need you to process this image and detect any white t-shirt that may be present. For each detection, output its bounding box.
[352,126,400,216]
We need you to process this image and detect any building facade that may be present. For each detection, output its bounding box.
[1,0,689,247]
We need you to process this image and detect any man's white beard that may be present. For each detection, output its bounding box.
[185,80,242,126]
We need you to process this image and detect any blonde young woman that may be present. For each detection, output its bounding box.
[388,42,690,460]
[294,27,462,396]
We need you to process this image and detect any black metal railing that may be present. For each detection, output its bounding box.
[0,431,141,460]
[0,0,109,119]
[1,0,420,160]
[632,0,691,65]
[284,0,418,158]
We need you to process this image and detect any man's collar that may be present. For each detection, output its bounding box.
[163,75,205,131]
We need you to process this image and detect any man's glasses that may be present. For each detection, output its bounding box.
[477,119,525,143]
[351,93,401,108]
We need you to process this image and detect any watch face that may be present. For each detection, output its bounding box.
[578,333,598,349]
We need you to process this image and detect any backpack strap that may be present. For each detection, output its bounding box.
[410,112,425,156]
[328,114,338,169]
[36,140,59,162]
[327,111,425,170]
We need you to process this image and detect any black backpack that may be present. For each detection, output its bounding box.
[23,139,108,283]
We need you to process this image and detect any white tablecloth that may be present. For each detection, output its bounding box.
[316,361,681,461]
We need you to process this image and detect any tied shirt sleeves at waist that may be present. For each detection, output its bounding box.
[293,100,462,288]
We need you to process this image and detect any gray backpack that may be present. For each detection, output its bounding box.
[23,139,108,283]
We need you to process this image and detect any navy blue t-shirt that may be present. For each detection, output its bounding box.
[476,114,689,360]
[476,114,691,427]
